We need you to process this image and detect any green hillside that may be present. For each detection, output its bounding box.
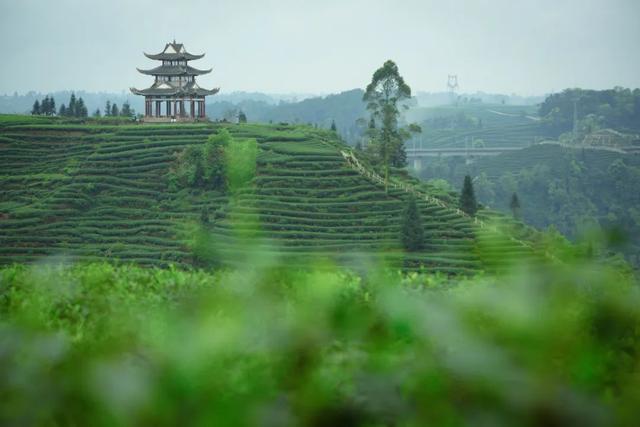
[0,115,540,273]
[407,104,542,149]
[418,142,640,266]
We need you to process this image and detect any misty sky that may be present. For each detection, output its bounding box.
[1,0,639,96]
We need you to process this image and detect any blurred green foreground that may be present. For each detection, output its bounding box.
[1,253,639,427]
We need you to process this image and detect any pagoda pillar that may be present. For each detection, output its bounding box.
[166,100,171,117]
[155,100,161,117]
[190,99,195,118]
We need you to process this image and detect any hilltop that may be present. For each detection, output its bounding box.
[0,115,542,273]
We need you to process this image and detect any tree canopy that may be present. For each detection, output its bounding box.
[539,88,640,136]
[510,192,521,220]
[459,175,478,216]
[363,60,420,191]
[400,194,425,252]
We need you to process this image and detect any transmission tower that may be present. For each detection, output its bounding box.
[447,75,459,93]
[447,75,459,105]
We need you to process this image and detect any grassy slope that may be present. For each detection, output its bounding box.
[408,104,542,149]
[0,115,534,273]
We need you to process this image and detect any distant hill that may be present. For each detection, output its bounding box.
[407,104,542,149]
[206,89,368,144]
[414,91,545,107]
[0,115,544,273]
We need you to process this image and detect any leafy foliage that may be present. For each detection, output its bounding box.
[459,175,478,216]
[169,129,231,191]
[539,87,640,135]
[400,194,424,251]
[0,250,639,426]
[363,60,421,190]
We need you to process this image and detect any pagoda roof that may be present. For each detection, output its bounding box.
[130,82,220,97]
[143,41,205,61]
[137,64,212,76]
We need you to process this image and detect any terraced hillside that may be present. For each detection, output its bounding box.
[408,104,542,149]
[0,115,534,273]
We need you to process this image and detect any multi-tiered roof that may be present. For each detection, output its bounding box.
[130,41,219,97]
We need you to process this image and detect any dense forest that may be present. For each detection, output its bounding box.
[539,87,640,136]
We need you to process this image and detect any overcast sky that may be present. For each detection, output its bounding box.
[1,0,639,96]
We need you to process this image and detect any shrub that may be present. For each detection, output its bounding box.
[169,129,232,191]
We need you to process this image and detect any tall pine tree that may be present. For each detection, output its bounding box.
[31,100,40,115]
[510,192,521,220]
[105,101,111,117]
[68,93,77,117]
[111,103,119,117]
[400,194,425,252]
[41,96,50,115]
[459,175,478,216]
[76,97,88,117]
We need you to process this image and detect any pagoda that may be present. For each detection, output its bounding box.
[131,41,219,122]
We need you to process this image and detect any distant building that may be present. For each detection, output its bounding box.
[131,41,219,122]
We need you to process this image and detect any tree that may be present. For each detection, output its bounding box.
[169,129,232,191]
[459,175,478,216]
[93,108,101,118]
[68,93,77,117]
[31,100,40,115]
[40,97,48,115]
[105,101,111,117]
[400,194,424,251]
[59,104,67,116]
[111,103,119,117]
[238,110,247,123]
[76,97,88,118]
[50,97,56,115]
[510,192,521,220]
[203,129,231,190]
[363,60,419,191]
[121,101,132,117]
[330,120,337,132]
